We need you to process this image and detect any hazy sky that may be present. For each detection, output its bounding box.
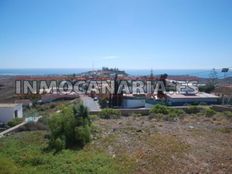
[0,0,232,69]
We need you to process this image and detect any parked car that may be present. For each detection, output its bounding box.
[94,97,98,101]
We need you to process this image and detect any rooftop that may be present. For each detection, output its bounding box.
[0,103,21,108]
[166,92,219,99]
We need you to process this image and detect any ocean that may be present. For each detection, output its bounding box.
[0,68,231,78]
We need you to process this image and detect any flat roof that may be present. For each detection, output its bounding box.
[0,103,21,108]
[166,92,219,99]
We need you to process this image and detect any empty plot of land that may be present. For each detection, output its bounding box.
[91,115,232,173]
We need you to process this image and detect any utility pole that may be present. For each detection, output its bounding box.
[221,68,229,105]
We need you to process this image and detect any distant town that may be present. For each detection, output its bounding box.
[0,67,232,173]
[0,67,231,124]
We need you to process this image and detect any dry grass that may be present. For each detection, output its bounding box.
[89,114,232,174]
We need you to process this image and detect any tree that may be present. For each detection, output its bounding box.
[198,68,218,94]
[157,73,168,98]
[150,69,155,86]
[209,68,218,85]
[198,84,215,93]
[73,103,90,126]
[48,104,91,152]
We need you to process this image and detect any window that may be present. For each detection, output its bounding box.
[14,110,18,118]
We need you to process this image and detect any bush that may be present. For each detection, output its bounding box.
[224,111,232,118]
[169,108,184,117]
[184,106,201,114]
[165,109,183,121]
[48,103,91,152]
[149,104,169,114]
[7,118,23,127]
[89,114,98,121]
[75,125,91,147]
[205,108,216,117]
[29,156,48,166]
[199,84,215,93]
[98,109,121,119]
[149,105,184,121]
[48,137,65,153]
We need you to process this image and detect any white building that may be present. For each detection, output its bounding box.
[0,104,23,123]
[166,92,219,106]
[122,94,145,108]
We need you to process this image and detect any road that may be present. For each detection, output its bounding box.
[80,95,101,112]
[0,116,42,138]
[0,121,26,138]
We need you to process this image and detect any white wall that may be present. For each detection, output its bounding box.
[168,98,218,103]
[122,99,145,108]
[0,104,23,123]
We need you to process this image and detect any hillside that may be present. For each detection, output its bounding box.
[1,110,232,174]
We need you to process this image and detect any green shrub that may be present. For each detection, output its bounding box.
[223,111,232,118]
[169,108,184,115]
[75,125,91,147]
[98,109,121,119]
[29,156,48,166]
[184,106,201,114]
[205,108,216,117]
[0,157,17,174]
[48,137,65,153]
[168,108,184,119]
[7,118,23,127]
[169,112,178,119]
[149,105,184,121]
[48,103,91,152]
[89,114,98,121]
[163,109,182,121]
[199,84,215,93]
[149,104,169,114]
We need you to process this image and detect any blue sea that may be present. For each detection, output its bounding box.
[0,68,231,78]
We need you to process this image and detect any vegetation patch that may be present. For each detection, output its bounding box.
[98,109,121,119]
[223,111,232,118]
[205,108,216,117]
[0,131,132,174]
[184,106,202,114]
[149,104,184,121]
[0,157,18,174]
[7,118,24,127]
[47,104,91,152]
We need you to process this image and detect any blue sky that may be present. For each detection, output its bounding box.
[0,0,232,69]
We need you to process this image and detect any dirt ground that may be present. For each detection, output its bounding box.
[90,114,232,174]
